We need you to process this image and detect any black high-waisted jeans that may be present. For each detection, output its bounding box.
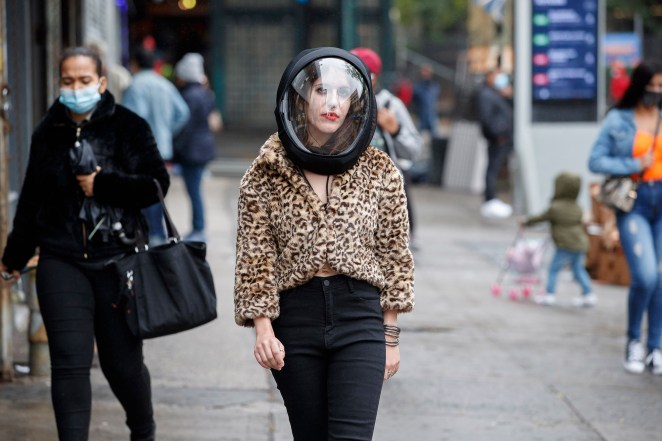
[36,254,155,441]
[272,275,386,441]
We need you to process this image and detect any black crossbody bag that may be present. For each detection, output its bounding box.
[109,179,217,339]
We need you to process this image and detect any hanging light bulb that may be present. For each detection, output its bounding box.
[178,0,196,10]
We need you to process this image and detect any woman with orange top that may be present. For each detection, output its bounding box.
[589,61,662,376]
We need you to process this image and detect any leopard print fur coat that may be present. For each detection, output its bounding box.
[234,133,414,327]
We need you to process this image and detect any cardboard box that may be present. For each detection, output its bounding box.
[589,181,617,227]
[589,182,602,223]
[585,186,631,286]
[595,247,630,286]
[585,225,602,279]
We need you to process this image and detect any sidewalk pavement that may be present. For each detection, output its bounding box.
[1,172,661,440]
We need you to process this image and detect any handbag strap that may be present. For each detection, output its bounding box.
[152,178,181,241]
[132,179,180,250]
[652,110,661,150]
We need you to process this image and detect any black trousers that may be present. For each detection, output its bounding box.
[36,254,155,441]
[272,275,386,441]
[484,140,513,202]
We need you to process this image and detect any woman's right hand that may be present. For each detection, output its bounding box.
[0,262,19,283]
[253,317,285,371]
[640,148,654,170]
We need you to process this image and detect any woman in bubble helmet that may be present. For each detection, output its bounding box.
[233,47,415,440]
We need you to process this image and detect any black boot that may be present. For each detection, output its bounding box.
[130,425,155,441]
[130,433,155,441]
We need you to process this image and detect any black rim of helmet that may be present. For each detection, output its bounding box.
[275,47,376,172]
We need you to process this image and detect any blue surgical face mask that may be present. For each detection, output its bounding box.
[494,73,509,91]
[59,82,102,114]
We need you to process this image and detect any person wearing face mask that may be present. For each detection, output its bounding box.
[477,68,514,219]
[350,47,423,250]
[234,47,414,441]
[589,61,662,376]
[0,46,168,440]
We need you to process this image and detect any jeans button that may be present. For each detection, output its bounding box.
[323,280,330,286]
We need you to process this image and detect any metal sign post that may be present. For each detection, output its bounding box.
[514,0,605,214]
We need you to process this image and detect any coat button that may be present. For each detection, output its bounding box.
[323,280,330,286]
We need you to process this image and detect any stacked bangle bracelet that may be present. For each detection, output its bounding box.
[384,324,401,347]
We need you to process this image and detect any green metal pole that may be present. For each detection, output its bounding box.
[210,0,225,116]
[380,0,395,88]
[340,0,357,50]
[294,2,307,54]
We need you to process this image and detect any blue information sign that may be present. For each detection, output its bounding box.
[532,0,598,101]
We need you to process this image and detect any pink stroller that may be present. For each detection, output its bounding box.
[491,228,548,300]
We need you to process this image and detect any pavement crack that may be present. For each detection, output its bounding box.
[547,383,609,441]
[473,320,610,440]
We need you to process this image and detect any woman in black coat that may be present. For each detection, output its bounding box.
[1,46,168,441]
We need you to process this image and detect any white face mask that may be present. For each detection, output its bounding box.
[494,73,509,91]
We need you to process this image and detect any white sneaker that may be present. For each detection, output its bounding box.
[480,199,513,219]
[645,349,662,375]
[572,293,598,307]
[624,340,645,374]
[534,293,556,305]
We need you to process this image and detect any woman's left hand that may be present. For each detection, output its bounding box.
[377,108,400,135]
[76,166,101,197]
[384,345,400,381]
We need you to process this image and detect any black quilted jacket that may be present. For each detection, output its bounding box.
[2,91,169,271]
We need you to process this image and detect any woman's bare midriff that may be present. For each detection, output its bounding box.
[315,263,339,277]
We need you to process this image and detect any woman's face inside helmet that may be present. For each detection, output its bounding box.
[306,69,352,145]
[288,57,368,155]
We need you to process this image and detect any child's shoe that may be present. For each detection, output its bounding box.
[534,293,556,305]
[624,340,645,374]
[572,293,597,307]
[645,349,662,375]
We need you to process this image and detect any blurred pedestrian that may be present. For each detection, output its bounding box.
[0,46,168,441]
[350,47,423,250]
[234,47,414,441]
[87,40,132,103]
[123,46,190,245]
[521,172,595,306]
[173,53,221,242]
[609,60,631,105]
[477,68,514,219]
[393,74,413,107]
[588,60,662,375]
[412,63,440,139]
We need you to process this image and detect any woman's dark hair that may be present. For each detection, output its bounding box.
[615,60,662,109]
[59,46,103,77]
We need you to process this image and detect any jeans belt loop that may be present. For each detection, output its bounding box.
[347,277,355,293]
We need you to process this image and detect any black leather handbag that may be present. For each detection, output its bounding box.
[110,180,217,339]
